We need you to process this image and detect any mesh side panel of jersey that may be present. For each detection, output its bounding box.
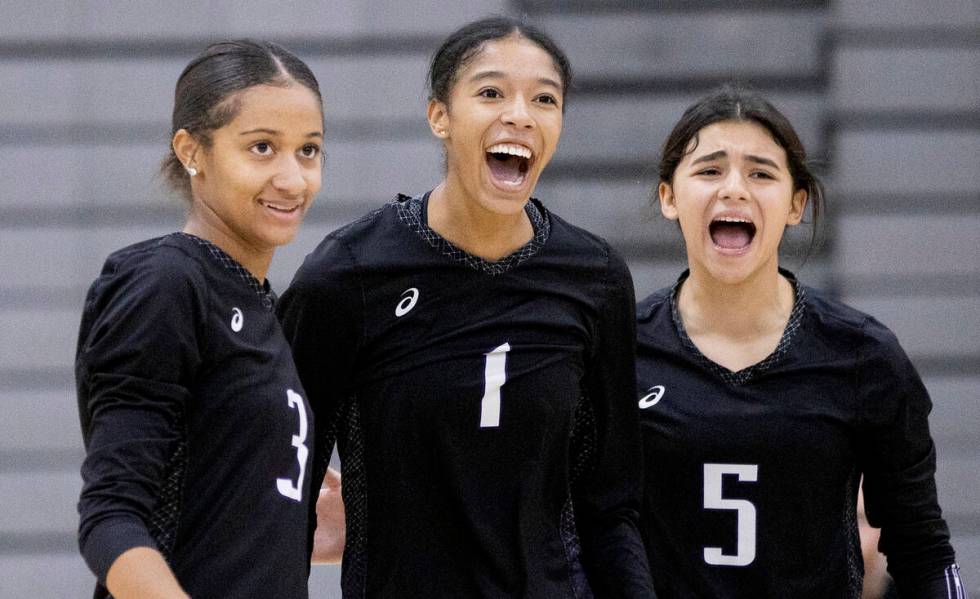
[394,194,551,276]
[561,395,597,599]
[670,277,807,385]
[147,438,188,561]
[337,397,368,598]
[175,232,277,309]
[844,469,863,599]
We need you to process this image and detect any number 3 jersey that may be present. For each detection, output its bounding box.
[277,194,654,598]
[76,233,314,598]
[635,271,962,598]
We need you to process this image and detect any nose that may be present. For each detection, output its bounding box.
[719,170,749,201]
[501,95,534,129]
[272,155,308,196]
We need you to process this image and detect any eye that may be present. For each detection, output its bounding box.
[299,144,320,160]
[750,170,775,180]
[535,94,559,106]
[695,167,721,176]
[250,141,273,156]
[478,88,501,99]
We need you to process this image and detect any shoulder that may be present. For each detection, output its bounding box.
[543,203,630,282]
[802,285,910,367]
[280,201,405,310]
[93,234,209,302]
[545,205,611,257]
[636,287,672,324]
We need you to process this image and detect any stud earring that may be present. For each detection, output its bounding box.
[186,166,198,177]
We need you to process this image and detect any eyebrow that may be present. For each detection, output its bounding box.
[691,150,780,169]
[239,128,323,138]
[468,70,562,91]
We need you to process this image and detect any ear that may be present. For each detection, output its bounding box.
[172,129,201,172]
[787,188,808,226]
[427,99,450,140]
[659,181,679,221]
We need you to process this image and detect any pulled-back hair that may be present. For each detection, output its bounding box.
[161,39,322,200]
[427,16,572,111]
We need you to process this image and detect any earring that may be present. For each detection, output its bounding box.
[185,166,198,177]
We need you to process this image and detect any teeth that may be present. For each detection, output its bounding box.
[715,217,750,223]
[261,200,295,212]
[487,143,532,159]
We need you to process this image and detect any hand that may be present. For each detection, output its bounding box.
[312,467,345,564]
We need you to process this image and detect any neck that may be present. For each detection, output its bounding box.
[678,263,794,341]
[183,212,272,282]
[427,180,533,261]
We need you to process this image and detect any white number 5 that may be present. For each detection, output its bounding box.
[703,463,758,566]
[277,389,309,502]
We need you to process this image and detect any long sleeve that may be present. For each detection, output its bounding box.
[276,235,364,556]
[856,317,966,597]
[574,246,657,597]
[76,254,203,583]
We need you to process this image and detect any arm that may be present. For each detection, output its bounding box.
[312,467,345,564]
[277,236,362,562]
[106,547,189,599]
[574,248,657,597]
[858,483,891,599]
[76,255,202,590]
[856,320,966,597]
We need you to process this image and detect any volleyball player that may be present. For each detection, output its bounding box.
[76,40,323,598]
[636,85,966,597]
[278,17,655,598]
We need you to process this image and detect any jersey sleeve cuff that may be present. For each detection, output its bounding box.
[81,518,160,583]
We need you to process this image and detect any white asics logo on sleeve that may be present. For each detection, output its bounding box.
[395,287,419,317]
[639,385,665,408]
[231,308,244,332]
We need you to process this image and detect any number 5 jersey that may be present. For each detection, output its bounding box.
[277,193,654,598]
[635,270,964,598]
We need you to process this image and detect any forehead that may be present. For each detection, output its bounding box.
[224,83,323,127]
[685,120,787,164]
[457,35,562,85]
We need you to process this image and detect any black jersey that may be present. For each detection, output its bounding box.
[278,194,654,598]
[76,233,314,598]
[636,270,963,598]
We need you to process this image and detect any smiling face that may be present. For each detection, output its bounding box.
[659,120,807,286]
[177,83,323,274]
[427,34,563,217]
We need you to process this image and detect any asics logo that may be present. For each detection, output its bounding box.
[638,385,665,409]
[395,287,419,317]
[231,307,244,332]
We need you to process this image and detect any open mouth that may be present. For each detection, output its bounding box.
[486,143,532,188]
[709,217,756,250]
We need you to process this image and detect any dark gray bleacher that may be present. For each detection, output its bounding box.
[1,1,976,596]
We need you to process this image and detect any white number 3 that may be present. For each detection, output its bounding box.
[277,389,309,502]
[703,463,758,566]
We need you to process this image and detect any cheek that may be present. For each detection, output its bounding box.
[307,170,323,194]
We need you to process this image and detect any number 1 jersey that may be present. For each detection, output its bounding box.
[278,194,653,598]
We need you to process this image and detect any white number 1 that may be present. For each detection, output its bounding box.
[277,389,309,502]
[479,342,510,428]
[703,463,758,566]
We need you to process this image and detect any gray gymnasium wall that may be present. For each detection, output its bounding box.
[0,1,976,597]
